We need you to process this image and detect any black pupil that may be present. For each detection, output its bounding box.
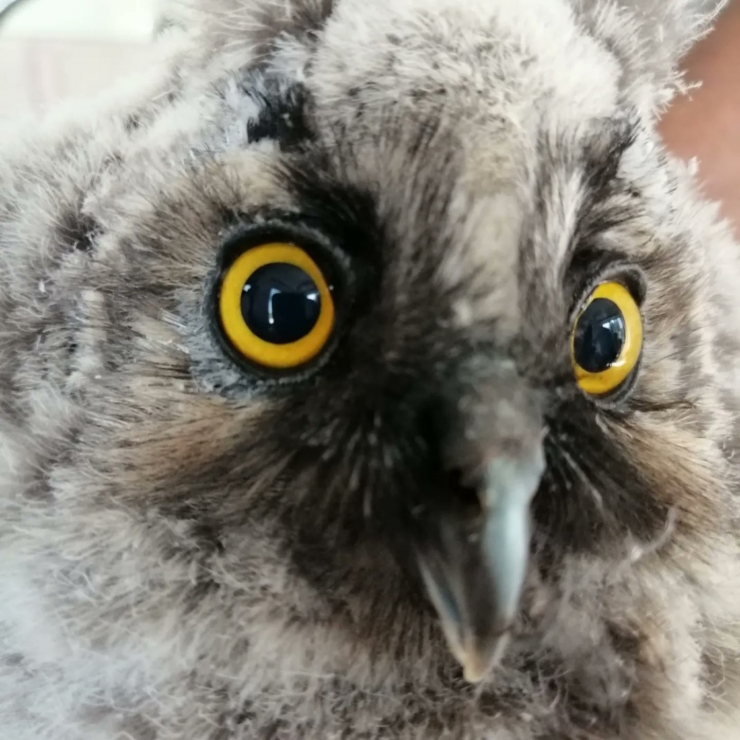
[573,297,626,373]
[241,263,321,344]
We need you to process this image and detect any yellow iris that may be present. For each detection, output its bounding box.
[571,281,643,396]
[218,243,335,369]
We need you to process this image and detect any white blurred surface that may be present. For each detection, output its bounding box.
[1,0,155,40]
[0,0,157,118]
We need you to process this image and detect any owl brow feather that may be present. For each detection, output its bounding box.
[523,115,640,290]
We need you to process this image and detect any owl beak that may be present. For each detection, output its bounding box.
[417,445,545,682]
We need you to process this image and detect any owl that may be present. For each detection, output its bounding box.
[0,0,739,738]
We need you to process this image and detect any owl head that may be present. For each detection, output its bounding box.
[6,0,740,734]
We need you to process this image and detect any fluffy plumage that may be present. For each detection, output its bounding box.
[1,0,739,738]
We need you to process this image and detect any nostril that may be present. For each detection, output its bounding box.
[446,468,484,519]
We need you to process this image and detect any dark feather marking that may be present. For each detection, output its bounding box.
[535,397,670,557]
[249,0,336,60]
[55,207,99,254]
[581,117,638,201]
[244,74,314,149]
[124,114,142,133]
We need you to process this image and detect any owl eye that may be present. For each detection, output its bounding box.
[571,281,642,396]
[218,243,335,369]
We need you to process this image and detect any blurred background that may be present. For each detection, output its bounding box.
[0,0,156,120]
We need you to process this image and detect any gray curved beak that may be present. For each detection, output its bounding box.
[418,446,545,682]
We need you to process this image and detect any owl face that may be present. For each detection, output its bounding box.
[23,0,737,699]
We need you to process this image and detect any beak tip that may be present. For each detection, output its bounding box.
[462,659,489,684]
[463,668,485,684]
[457,631,512,684]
